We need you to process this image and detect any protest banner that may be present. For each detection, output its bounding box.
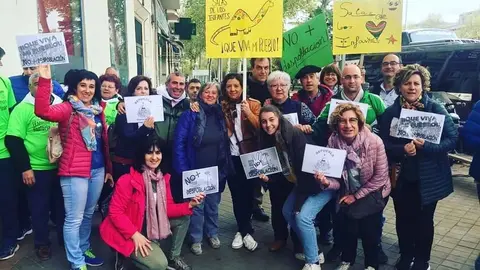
[302,144,347,178]
[327,99,369,124]
[183,166,219,199]
[16,32,69,67]
[124,95,164,123]
[205,0,283,58]
[283,113,299,125]
[240,147,282,179]
[332,0,403,55]
[281,14,333,78]
[395,109,445,144]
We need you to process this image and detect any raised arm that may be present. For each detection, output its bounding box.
[34,66,71,122]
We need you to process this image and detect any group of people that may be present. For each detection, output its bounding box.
[0,43,476,270]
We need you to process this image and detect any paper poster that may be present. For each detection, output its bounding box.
[333,0,403,55]
[395,109,445,144]
[283,113,299,125]
[183,166,219,199]
[281,14,333,78]
[327,99,369,124]
[205,0,283,58]
[240,147,282,179]
[302,144,347,178]
[124,95,164,123]
[16,32,69,67]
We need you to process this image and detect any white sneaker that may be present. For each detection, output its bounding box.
[242,234,258,251]
[295,252,325,264]
[302,263,321,270]
[231,232,243,249]
[365,267,376,270]
[336,262,351,270]
[190,243,202,255]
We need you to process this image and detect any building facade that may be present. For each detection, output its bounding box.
[0,0,182,87]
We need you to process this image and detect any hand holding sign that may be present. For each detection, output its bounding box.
[314,171,329,187]
[259,174,269,183]
[189,193,206,208]
[38,64,51,79]
[404,141,416,156]
[413,138,425,149]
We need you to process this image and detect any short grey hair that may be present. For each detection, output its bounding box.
[267,70,291,90]
[29,73,41,86]
[198,82,221,99]
[165,71,185,85]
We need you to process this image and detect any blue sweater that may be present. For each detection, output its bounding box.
[10,75,64,102]
[114,113,154,160]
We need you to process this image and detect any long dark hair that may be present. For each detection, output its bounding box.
[62,69,102,103]
[127,75,154,96]
[221,73,243,102]
[133,137,164,173]
[258,105,292,147]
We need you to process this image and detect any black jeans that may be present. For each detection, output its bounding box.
[0,158,20,247]
[228,156,254,236]
[27,169,64,248]
[393,182,437,262]
[341,210,383,269]
[268,175,300,250]
[316,199,334,236]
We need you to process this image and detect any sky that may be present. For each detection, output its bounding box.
[402,0,480,24]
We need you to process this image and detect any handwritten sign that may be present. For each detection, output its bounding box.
[205,0,283,58]
[16,33,69,67]
[124,95,164,123]
[395,109,445,144]
[283,113,299,125]
[281,14,333,78]
[183,166,219,199]
[333,0,403,55]
[240,147,282,179]
[302,144,347,178]
[327,99,369,124]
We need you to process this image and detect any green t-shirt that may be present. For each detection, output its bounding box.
[104,97,120,126]
[7,94,59,170]
[0,77,17,159]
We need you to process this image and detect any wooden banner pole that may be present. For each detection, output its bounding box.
[242,58,247,101]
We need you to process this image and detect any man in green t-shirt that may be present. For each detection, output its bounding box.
[5,72,64,261]
[0,46,20,261]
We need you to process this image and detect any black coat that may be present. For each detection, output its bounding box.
[379,94,458,205]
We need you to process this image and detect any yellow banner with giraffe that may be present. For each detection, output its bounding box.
[205,0,283,58]
[333,0,403,55]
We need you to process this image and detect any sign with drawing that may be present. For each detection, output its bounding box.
[16,32,69,67]
[332,0,403,54]
[124,95,164,123]
[182,166,219,199]
[302,144,347,178]
[395,109,445,144]
[327,99,369,124]
[205,0,283,58]
[240,147,282,179]
[283,113,299,125]
[281,14,333,79]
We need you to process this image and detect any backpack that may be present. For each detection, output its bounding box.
[47,112,75,163]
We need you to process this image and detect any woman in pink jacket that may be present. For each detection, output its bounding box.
[34,65,113,270]
[100,137,204,270]
[326,103,391,270]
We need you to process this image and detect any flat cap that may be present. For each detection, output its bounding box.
[295,65,322,79]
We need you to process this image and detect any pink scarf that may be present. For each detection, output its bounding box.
[142,166,171,240]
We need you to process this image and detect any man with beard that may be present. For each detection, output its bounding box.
[9,66,64,102]
[186,78,202,101]
[370,54,402,108]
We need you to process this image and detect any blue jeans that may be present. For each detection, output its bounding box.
[189,192,221,243]
[283,189,334,264]
[61,168,105,268]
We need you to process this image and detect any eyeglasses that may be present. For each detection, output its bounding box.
[339,117,359,126]
[342,75,361,81]
[269,84,289,89]
[382,61,400,67]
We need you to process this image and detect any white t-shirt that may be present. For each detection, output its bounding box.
[379,83,398,108]
[229,104,243,156]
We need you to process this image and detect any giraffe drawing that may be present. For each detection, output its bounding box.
[210,0,274,46]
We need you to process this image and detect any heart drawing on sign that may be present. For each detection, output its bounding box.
[365,21,387,39]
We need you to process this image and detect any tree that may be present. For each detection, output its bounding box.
[456,11,480,39]
[407,13,453,30]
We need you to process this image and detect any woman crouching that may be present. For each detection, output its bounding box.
[100,138,204,270]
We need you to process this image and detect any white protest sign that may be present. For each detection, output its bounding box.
[125,95,164,123]
[240,147,282,180]
[182,166,219,199]
[16,33,69,67]
[327,99,369,124]
[395,109,445,144]
[301,144,347,178]
[283,113,299,125]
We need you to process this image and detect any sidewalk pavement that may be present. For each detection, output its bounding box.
[1,164,479,270]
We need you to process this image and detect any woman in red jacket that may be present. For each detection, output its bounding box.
[100,137,204,270]
[34,65,113,270]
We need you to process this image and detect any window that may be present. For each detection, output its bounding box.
[107,0,129,85]
[135,19,144,75]
[37,0,84,83]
